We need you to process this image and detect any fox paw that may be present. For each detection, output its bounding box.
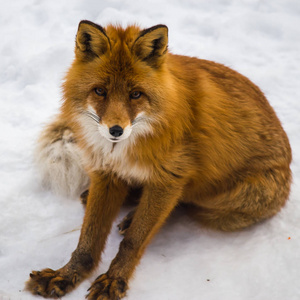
[117,209,135,235]
[86,274,127,300]
[80,189,89,205]
[26,268,78,298]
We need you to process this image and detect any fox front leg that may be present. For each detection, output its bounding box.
[87,182,184,300]
[26,172,129,298]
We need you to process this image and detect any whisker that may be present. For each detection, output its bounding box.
[88,115,100,123]
[132,117,148,126]
[132,117,153,127]
[84,110,100,123]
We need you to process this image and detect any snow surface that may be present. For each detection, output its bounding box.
[1,0,300,299]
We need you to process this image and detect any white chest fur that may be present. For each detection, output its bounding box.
[78,114,152,183]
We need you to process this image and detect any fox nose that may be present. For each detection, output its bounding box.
[109,125,123,137]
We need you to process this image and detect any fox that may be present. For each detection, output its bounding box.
[26,20,292,299]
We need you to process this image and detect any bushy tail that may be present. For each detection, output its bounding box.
[35,117,89,197]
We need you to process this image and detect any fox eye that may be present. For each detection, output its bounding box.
[130,91,142,100]
[94,88,106,97]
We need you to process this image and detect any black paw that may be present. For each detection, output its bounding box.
[86,273,127,300]
[117,209,135,235]
[80,190,89,205]
[26,268,78,298]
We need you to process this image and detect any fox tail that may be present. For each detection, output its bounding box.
[35,117,89,197]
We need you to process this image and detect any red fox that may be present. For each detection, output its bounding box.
[26,20,292,299]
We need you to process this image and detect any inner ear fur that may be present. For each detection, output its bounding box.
[132,25,168,67]
[76,20,111,61]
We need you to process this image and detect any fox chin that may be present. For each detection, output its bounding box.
[27,20,292,300]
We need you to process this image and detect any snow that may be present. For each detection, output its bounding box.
[1,0,300,299]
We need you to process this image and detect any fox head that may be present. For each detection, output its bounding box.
[62,20,169,146]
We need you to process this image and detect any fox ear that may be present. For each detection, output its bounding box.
[132,25,168,67]
[75,20,110,61]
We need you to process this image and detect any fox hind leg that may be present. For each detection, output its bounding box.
[188,206,262,232]
[188,168,291,232]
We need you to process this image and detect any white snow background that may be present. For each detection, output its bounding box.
[1,0,300,299]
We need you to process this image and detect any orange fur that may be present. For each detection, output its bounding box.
[27,21,292,299]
